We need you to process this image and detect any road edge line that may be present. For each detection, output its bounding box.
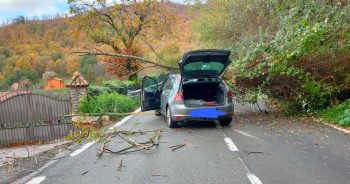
[224,137,239,151]
[109,107,141,130]
[14,107,141,184]
[13,160,56,184]
[246,172,263,184]
[321,121,350,135]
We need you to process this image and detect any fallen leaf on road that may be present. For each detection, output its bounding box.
[227,155,235,160]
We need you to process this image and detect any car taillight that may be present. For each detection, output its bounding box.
[174,93,184,101]
[227,90,232,97]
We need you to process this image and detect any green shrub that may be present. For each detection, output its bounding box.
[78,93,138,114]
[87,85,110,97]
[319,99,350,127]
[282,101,303,116]
[88,80,139,98]
[340,109,350,126]
[197,0,350,114]
[101,80,127,95]
[5,70,39,85]
[148,72,168,83]
[124,80,139,91]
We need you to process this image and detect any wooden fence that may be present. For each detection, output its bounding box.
[0,123,73,146]
[0,93,72,146]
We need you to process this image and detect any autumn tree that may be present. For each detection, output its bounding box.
[69,0,178,78]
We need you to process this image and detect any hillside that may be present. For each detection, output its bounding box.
[0,3,197,90]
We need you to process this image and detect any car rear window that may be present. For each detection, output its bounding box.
[183,61,225,76]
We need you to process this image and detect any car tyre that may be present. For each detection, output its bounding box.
[167,107,178,128]
[219,118,232,126]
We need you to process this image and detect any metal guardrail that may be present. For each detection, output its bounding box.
[127,89,141,97]
[127,82,162,98]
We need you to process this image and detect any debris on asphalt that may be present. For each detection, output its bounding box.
[96,129,163,156]
[96,140,110,157]
[169,143,186,151]
[81,171,89,175]
[152,174,168,177]
[227,155,235,160]
[243,150,271,155]
[117,160,126,172]
[169,142,191,151]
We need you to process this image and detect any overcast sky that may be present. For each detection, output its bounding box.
[0,0,186,24]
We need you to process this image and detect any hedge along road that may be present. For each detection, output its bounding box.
[21,108,350,184]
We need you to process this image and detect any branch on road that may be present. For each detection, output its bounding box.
[96,129,163,156]
[169,143,186,151]
[243,151,270,155]
[117,160,126,172]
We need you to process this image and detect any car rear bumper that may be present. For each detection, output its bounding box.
[169,104,234,121]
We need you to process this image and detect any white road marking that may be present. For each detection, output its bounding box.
[70,141,96,157]
[13,160,57,184]
[234,129,259,139]
[25,176,46,184]
[109,108,141,130]
[224,137,239,151]
[222,132,263,184]
[247,173,263,184]
[70,107,141,157]
[16,107,141,183]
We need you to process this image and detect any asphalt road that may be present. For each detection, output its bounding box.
[21,111,350,184]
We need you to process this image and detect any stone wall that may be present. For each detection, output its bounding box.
[70,87,87,114]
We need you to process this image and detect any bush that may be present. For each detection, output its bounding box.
[281,101,303,116]
[319,99,350,127]
[197,1,350,114]
[78,93,138,114]
[87,80,139,98]
[124,80,139,91]
[148,72,168,83]
[5,70,39,85]
[101,80,127,95]
[87,85,110,97]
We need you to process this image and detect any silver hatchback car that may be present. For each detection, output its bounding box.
[141,49,234,128]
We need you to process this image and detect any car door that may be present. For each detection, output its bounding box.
[160,77,175,114]
[141,76,160,112]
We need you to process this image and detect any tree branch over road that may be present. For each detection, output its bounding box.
[75,50,178,70]
[68,0,177,77]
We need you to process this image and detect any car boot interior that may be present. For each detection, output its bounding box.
[182,79,225,107]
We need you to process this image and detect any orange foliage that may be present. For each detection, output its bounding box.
[103,47,141,79]
[0,3,199,85]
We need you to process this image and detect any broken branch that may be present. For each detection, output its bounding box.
[74,50,178,70]
[169,143,186,151]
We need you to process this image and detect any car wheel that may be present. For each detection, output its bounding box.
[154,109,161,116]
[167,107,178,128]
[219,118,232,126]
